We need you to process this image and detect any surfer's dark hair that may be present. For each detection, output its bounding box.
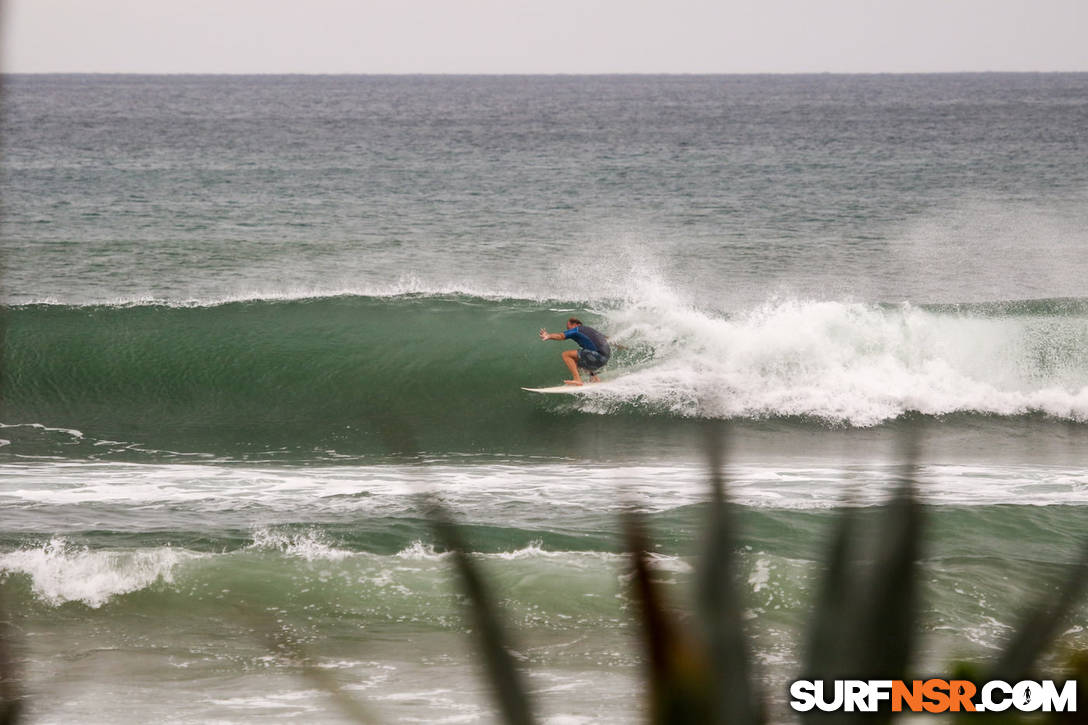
[568,317,582,326]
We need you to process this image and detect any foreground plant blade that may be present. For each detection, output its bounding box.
[625,511,713,725]
[430,505,536,725]
[803,505,858,682]
[802,470,922,725]
[245,604,378,724]
[856,479,922,680]
[0,585,21,725]
[378,416,535,722]
[696,425,763,725]
[986,540,1088,684]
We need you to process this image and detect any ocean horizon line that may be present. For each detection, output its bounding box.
[5,69,1088,77]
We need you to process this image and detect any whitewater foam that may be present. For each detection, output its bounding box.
[2,461,1085,522]
[0,422,84,439]
[596,298,1088,425]
[249,528,353,561]
[0,537,196,607]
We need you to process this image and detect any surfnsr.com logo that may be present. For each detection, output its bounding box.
[789,679,1078,713]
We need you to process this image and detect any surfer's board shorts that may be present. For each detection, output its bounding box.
[577,349,608,371]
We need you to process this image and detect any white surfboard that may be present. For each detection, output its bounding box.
[521,384,603,395]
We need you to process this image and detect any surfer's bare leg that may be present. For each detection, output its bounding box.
[561,349,583,385]
[589,372,601,383]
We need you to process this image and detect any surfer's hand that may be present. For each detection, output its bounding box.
[539,328,548,340]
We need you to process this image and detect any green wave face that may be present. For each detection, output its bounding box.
[3,295,605,458]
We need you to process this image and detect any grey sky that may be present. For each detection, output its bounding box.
[5,0,1087,74]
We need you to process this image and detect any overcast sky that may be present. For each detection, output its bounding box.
[5,0,1087,74]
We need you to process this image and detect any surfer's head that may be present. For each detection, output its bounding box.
[567,318,582,329]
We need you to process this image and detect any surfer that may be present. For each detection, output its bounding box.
[539,318,611,385]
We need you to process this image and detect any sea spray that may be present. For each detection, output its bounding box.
[0,537,195,607]
[596,297,1088,424]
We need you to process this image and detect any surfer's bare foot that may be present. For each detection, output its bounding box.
[563,379,584,386]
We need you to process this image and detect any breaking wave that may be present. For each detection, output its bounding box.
[3,292,1087,458]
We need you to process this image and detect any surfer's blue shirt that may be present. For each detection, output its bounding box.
[563,326,611,358]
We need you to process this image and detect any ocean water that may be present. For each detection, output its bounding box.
[2,74,1087,723]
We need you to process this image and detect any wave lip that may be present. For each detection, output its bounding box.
[3,279,574,310]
